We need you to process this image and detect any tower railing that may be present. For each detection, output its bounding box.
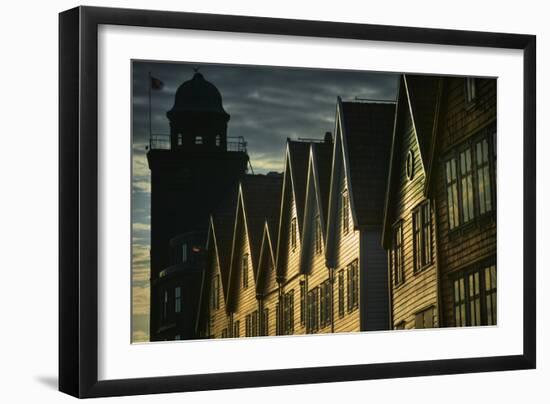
[147,134,247,153]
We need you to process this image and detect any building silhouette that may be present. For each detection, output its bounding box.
[147,72,248,341]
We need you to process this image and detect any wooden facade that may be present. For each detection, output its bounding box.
[197,99,394,338]
[382,74,497,330]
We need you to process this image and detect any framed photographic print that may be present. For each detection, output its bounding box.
[59,6,536,398]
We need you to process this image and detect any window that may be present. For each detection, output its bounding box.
[215,134,221,147]
[242,254,249,288]
[174,286,182,313]
[245,314,251,337]
[412,201,432,272]
[162,290,168,320]
[444,132,496,231]
[221,328,228,338]
[453,263,497,326]
[459,148,475,223]
[210,274,220,310]
[341,189,350,234]
[391,222,404,286]
[233,320,240,338]
[307,287,319,333]
[300,280,306,325]
[181,243,187,263]
[415,307,435,329]
[177,133,183,146]
[195,135,203,144]
[476,138,493,215]
[283,290,294,335]
[445,158,460,230]
[261,308,269,336]
[175,335,181,340]
[251,310,259,337]
[338,270,345,318]
[465,77,477,103]
[347,260,359,312]
[320,280,332,328]
[291,217,297,251]
[406,149,415,180]
[314,215,322,254]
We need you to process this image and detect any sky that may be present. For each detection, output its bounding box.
[131,61,399,342]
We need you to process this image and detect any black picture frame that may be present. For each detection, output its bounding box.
[59,5,536,398]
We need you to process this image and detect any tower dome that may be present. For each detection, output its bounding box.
[167,72,229,121]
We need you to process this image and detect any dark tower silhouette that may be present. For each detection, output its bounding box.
[147,72,249,341]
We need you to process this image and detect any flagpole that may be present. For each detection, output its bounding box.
[148,71,152,148]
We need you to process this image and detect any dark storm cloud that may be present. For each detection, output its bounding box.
[131,61,399,341]
[132,61,399,172]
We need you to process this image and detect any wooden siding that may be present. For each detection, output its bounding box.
[331,160,361,333]
[207,248,230,338]
[434,77,497,327]
[389,96,439,330]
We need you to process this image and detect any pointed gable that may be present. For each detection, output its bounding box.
[404,74,443,190]
[255,221,278,296]
[287,140,310,232]
[227,174,282,310]
[312,141,334,227]
[382,74,442,247]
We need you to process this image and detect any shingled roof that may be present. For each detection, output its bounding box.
[340,101,396,226]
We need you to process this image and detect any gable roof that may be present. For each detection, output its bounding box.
[227,174,282,310]
[312,141,333,226]
[255,220,278,296]
[381,74,442,247]
[275,139,315,278]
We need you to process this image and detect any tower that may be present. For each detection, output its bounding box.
[147,72,249,341]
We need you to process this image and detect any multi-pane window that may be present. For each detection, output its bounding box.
[275,302,281,336]
[415,307,435,329]
[315,214,322,254]
[342,189,350,234]
[391,222,404,286]
[221,328,228,338]
[445,158,460,229]
[307,287,320,333]
[465,77,477,103]
[300,280,306,325]
[252,310,259,337]
[242,253,249,289]
[459,149,475,223]
[174,286,182,313]
[283,290,294,335]
[291,217,297,251]
[445,133,495,231]
[195,135,203,144]
[347,260,359,312]
[261,308,269,336]
[476,138,493,215]
[338,270,345,318]
[320,280,332,328]
[453,262,497,327]
[412,201,432,272]
[210,274,220,310]
[233,320,240,338]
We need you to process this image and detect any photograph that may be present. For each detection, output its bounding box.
[131,61,497,343]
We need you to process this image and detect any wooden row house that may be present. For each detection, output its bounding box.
[382,74,497,330]
[196,97,396,338]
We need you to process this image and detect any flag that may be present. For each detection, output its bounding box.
[151,76,164,90]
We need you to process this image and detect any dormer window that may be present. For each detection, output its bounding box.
[195,136,203,145]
